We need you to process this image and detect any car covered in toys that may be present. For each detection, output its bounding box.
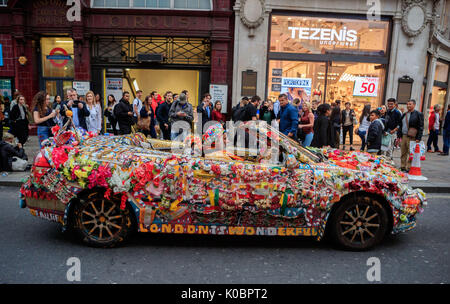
[20,121,426,250]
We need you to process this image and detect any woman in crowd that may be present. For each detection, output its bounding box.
[104,94,118,135]
[32,91,56,147]
[211,100,225,126]
[311,103,332,148]
[329,103,341,149]
[356,104,371,151]
[139,95,156,137]
[298,101,315,147]
[10,95,30,145]
[85,90,102,134]
[52,95,63,110]
[95,93,102,106]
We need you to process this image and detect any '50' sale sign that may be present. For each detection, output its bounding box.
[353,77,379,97]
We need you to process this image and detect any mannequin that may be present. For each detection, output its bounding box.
[312,84,322,103]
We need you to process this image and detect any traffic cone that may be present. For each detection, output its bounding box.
[408,143,428,180]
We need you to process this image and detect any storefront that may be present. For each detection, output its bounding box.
[0,0,234,113]
[233,0,450,125]
[267,13,390,116]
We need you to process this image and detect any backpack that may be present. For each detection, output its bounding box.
[232,104,246,122]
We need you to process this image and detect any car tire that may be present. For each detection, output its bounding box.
[329,194,389,251]
[72,190,134,248]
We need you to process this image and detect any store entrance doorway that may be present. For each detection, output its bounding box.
[123,68,200,106]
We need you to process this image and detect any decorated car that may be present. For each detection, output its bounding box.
[19,121,426,250]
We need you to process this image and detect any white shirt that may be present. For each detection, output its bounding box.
[86,103,102,133]
[358,115,371,132]
[133,98,143,117]
[434,113,440,130]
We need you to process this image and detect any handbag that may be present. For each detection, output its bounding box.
[137,116,151,131]
[405,113,418,138]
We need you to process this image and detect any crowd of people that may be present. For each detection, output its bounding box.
[1,87,450,173]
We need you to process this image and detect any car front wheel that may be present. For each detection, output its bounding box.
[73,190,134,248]
[329,194,389,251]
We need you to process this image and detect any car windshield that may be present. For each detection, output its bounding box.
[202,121,321,165]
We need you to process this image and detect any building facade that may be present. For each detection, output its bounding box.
[232,0,450,130]
[0,0,234,114]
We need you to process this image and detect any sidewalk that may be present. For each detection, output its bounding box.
[1,135,449,192]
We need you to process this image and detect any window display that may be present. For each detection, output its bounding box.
[268,60,386,118]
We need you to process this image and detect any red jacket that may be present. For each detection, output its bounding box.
[428,111,436,131]
[211,110,225,123]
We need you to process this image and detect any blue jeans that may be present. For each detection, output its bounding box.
[303,132,314,147]
[37,126,51,148]
[358,130,367,151]
[443,129,450,154]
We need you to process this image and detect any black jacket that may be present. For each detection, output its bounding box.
[61,100,90,130]
[385,108,402,132]
[341,109,356,126]
[398,110,424,141]
[197,102,213,131]
[367,119,384,151]
[156,101,171,126]
[114,98,134,127]
[311,115,332,148]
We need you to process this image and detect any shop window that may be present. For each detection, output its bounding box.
[40,37,74,78]
[327,62,385,119]
[268,60,385,119]
[429,87,447,115]
[434,61,449,83]
[270,15,389,55]
[92,0,211,9]
[268,60,326,104]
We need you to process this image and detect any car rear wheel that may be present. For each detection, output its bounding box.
[329,194,388,251]
[73,190,134,248]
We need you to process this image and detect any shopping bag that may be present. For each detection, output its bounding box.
[381,133,392,151]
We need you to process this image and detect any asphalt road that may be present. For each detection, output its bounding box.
[0,186,449,284]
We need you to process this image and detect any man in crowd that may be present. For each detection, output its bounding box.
[61,88,90,130]
[341,101,356,151]
[440,104,450,156]
[398,99,424,172]
[231,96,249,122]
[0,132,28,172]
[114,91,134,135]
[244,95,259,121]
[197,93,213,133]
[277,93,298,139]
[385,98,402,159]
[156,91,173,140]
[169,92,193,141]
[366,109,384,155]
[133,89,143,125]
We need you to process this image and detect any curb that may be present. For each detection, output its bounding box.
[0,181,23,187]
[410,186,450,193]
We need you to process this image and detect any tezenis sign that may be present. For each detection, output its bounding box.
[288,26,358,44]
